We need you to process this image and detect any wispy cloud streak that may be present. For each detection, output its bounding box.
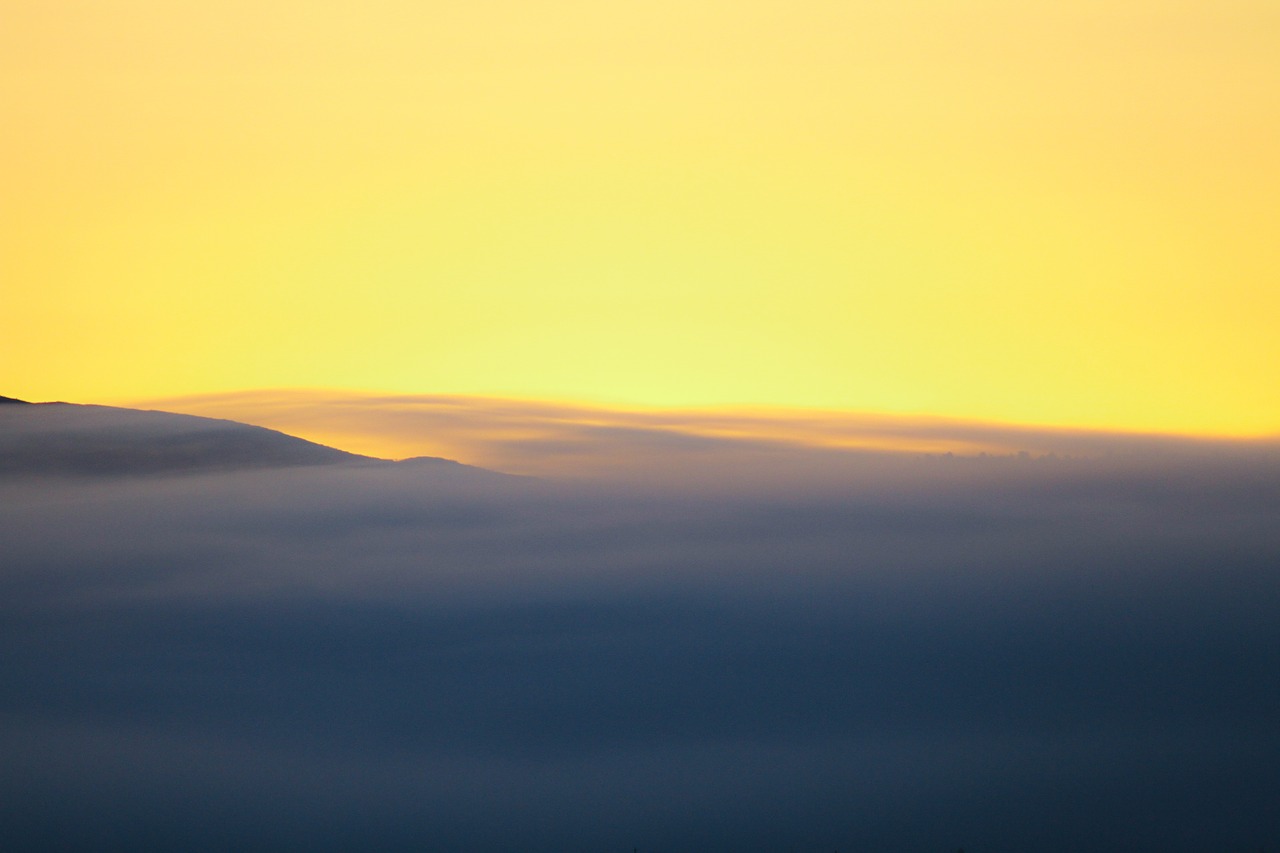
[134,389,1280,485]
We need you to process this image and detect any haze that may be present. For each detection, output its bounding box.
[2,400,1279,850]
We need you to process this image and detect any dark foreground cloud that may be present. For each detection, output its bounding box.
[2,422,1279,850]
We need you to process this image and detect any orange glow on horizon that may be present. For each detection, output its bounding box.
[127,389,1277,477]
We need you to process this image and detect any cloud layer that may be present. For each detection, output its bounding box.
[136,389,1280,485]
[3,412,1278,850]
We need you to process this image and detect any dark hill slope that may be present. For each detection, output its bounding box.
[0,402,381,478]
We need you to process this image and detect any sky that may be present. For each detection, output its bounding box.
[4,0,1279,437]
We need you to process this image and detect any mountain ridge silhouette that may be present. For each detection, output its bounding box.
[0,400,496,478]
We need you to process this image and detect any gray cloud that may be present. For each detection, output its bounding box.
[2,406,1279,851]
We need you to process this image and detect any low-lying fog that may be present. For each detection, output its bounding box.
[2,407,1278,851]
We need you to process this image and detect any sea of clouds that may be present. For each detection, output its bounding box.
[2,407,1278,851]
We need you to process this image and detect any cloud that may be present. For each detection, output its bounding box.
[131,389,1280,490]
[2,431,1279,850]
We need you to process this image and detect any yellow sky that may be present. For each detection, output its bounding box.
[4,0,1278,435]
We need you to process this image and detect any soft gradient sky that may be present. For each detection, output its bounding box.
[4,0,1278,434]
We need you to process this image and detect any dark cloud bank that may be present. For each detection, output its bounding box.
[2,403,1279,851]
